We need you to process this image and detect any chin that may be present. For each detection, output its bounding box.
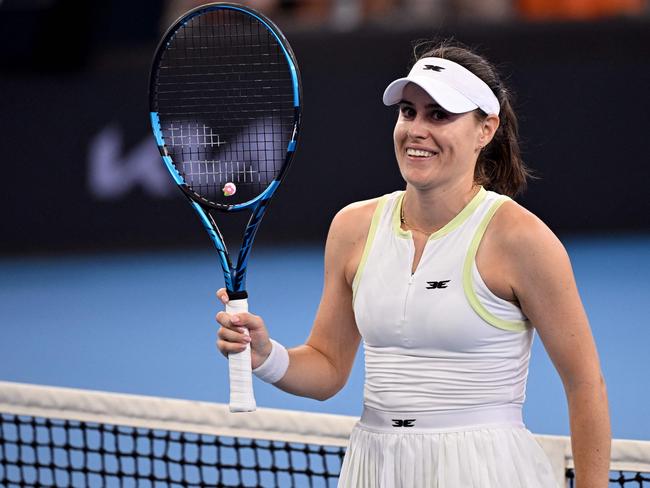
[399,166,439,186]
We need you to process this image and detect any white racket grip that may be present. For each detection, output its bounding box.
[226,298,257,412]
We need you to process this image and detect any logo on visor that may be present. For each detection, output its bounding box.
[423,65,445,72]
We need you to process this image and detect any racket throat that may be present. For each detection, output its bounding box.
[226,266,248,300]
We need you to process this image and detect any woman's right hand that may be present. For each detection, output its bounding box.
[215,288,272,369]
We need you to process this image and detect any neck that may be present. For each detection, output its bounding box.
[401,181,481,235]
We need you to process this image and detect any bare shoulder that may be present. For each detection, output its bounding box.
[482,198,575,302]
[487,199,567,259]
[328,197,382,243]
[326,196,383,286]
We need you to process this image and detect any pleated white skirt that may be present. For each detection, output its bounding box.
[338,407,559,488]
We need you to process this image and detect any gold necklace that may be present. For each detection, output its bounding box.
[400,185,480,235]
[400,198,435,236]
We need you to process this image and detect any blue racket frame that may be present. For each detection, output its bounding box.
[149,3,302,296]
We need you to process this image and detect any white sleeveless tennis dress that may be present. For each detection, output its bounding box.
[338,188,558,487]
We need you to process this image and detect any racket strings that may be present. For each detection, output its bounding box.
[153,8,295,206]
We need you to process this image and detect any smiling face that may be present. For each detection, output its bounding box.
[393,82,498,192]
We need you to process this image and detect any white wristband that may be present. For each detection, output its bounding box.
[252,339,289,384]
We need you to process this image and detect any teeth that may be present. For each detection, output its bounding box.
[406,148,435,157]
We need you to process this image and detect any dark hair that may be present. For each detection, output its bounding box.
[412,39,531,197]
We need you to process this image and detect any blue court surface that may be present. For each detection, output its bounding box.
[0,235,648,440]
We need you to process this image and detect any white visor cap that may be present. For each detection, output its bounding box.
[383,57,500,115]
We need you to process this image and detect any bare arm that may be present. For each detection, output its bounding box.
[273,203,364,400]
[489,203,611,487]
[216,201,374,401]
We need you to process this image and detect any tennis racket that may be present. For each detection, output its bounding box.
[149,3,302,412]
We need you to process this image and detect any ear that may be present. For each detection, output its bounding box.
[477,114,500,151]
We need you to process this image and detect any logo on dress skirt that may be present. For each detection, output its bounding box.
[391,419,416,427]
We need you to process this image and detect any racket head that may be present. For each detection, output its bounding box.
[149,2,302,212]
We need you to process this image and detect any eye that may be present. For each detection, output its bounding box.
[398,104,416,119]
[430,109,450,121]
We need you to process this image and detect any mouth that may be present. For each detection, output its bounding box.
[406,147,438,158]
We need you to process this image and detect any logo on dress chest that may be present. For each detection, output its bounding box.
[425,280,451,289]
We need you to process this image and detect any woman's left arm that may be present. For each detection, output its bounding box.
[497,204,611,488]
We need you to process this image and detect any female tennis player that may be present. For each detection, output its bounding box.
[216,41,611,487]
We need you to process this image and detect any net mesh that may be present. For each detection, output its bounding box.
[0,414,343,487]
[567,469,650,488]
[1,382,649,488]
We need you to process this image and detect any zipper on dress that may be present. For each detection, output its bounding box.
[402,274,414,322]
[399,237,416,344]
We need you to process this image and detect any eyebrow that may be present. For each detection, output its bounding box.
[398,99,444,109]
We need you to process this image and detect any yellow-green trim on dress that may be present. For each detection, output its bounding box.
[462,196,529,332]
[352,196,389,302]
[392,187,488,240]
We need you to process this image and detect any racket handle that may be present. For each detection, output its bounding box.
[226,298,257,412]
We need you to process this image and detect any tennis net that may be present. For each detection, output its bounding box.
[1,381,649,487]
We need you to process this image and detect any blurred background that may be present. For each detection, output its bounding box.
[1,0,649,441]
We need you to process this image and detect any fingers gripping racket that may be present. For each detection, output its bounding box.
[149,3,301,412]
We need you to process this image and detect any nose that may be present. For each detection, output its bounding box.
[406,115,428,140]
